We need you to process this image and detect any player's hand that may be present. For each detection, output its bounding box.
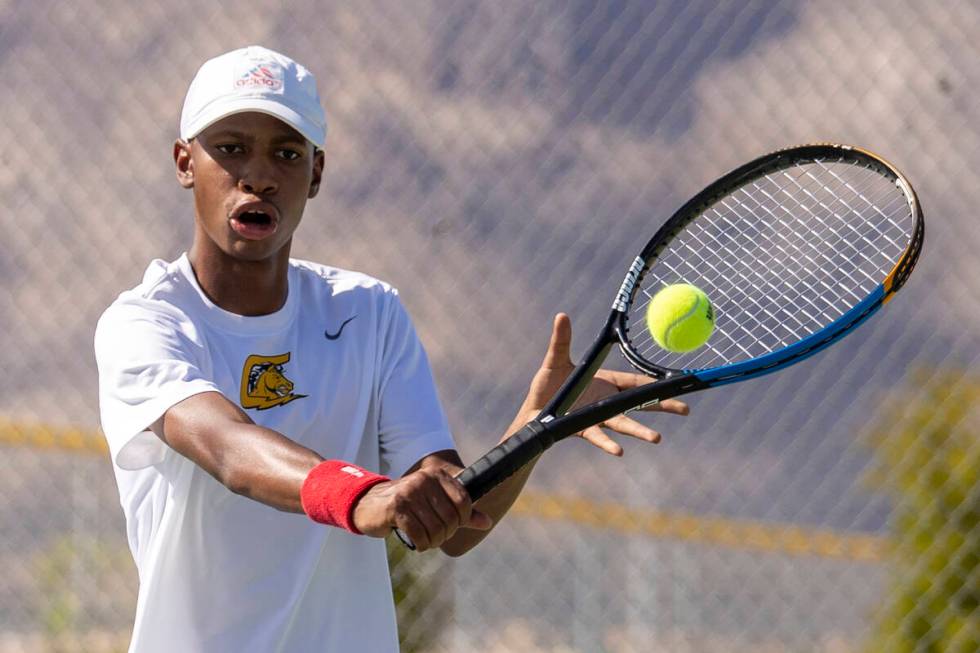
[518,313,689,456]
[351,466,492,551]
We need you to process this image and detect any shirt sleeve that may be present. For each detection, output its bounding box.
[95,299,222,471]
[376,293,456,478]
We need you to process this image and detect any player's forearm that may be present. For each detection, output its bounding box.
[216,423,324,512]
[440,409,541,556]
[158,392,323,513]
[440,459,539,556]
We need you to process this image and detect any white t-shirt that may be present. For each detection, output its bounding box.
[95,254,455,653]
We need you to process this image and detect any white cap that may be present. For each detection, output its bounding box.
[179,46,326,148]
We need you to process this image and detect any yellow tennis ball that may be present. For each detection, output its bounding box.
[645,284,715,353]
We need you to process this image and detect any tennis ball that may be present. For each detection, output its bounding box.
[645,284,715,353]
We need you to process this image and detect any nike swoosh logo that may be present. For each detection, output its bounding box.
[324,316,356,340]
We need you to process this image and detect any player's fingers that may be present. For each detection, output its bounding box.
[580,425,624,457]
[409,502,448,549]
[595,370,685,407]
[423,490,460,535]
[649,398,689,415]
[602,414,661,443]
[395,510,432,552]
[423,474,467,534]
[541,313,573,369]
[592,371,690,416]
[434,470,473,522]
[467,509,493,531]
[596,369,651,389]
[392,477,443,550]
[432,472,493,531]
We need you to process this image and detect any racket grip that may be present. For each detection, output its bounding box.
[457,420,553,502]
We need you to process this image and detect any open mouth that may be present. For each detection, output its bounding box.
[238,210,273,227]
[230,208,279,240]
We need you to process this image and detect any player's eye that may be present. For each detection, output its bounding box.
[277,148,302,161]
[216,143,245,155]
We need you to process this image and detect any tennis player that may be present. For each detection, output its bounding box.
[95,45,688,652]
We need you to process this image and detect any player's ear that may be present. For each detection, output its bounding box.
[174,139,194,189]
[308,147,325,199]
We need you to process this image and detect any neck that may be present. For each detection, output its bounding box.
[188,241,292,317]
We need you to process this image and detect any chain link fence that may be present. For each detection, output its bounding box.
[1,1,978,651]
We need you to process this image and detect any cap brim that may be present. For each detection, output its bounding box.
[181,98,326,148]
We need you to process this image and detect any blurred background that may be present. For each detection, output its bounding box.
[1,1,977,651]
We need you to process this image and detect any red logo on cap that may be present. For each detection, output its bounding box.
[236,64,283,91]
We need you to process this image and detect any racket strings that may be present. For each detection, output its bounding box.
[638,168,895,360]
[731,170,902,303]
[680,166,904,360]
[644,164,906,366]
[681,174,904,362]
[625,157,915,371]
[781,167,909,275]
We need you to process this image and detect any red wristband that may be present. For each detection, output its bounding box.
[300,460,390,534]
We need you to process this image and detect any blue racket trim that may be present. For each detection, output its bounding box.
[692,285,886,386]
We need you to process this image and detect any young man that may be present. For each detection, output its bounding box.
[95,46,687,652]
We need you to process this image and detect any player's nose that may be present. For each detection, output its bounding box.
[238,159,278,195]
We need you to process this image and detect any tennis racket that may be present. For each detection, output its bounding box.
[398,143,922,549]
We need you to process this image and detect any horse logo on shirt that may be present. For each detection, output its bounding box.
[240,353,307,410]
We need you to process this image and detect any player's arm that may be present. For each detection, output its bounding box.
[152,391,323,512]
[153,392,490,539]
[154,390,489,542]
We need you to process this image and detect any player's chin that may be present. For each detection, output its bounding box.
[221,232,292,261]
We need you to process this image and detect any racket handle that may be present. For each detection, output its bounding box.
[457,420,554,502]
